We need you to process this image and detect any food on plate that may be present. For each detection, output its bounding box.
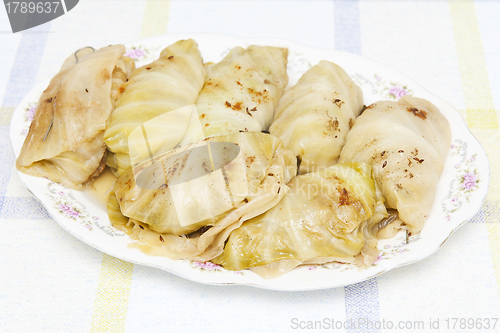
[270,60,364,174]
[109,131,297,261]
[212,163,387,278]
[16,45,135,189]
[179,45,288,145]
[104,39,206,176]
[15,38,455,280]
[339,96,451,235]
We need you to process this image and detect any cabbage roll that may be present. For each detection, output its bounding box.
[110,132,297,261]
[339,96,451,234]
[213,163,387,278]
[16,45,135,189]
[270,60,364,173]
[104,39,206,176]
[180,45,288,144]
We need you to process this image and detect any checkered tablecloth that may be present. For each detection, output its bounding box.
[1,1,499,332]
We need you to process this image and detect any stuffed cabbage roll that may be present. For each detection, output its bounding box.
[270,60,364,174]
[180,45,288,145]
[16,45,135,189]
[104,39,206,176]
[339,96,451,234]
[213,163,387,278]
[110,132,297,261]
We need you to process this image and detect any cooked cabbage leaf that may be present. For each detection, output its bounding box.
[180,45,288,145]
[270,60,364,173]
[212,163,387,277]
[339,96,451,233]
[16,45,134,189]
[110,132,297,261]
[104,39,206,176]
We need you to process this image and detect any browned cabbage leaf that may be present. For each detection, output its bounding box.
[270,60,364,173]
[180,45,289,145]
[213,163,387,278]
[16,45,134,189]
[339,96,451,234]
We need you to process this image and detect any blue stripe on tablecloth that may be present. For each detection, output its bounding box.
[470,206,486,223]
[334,0,362,54]
[344,278,381,333]
[0,129,12,214]
[468,200,499,224]
[0,128,50,219]
[0,197,51,219]
[0,127,14,198]
[1,23,50,108]
[0,125,51,220]
[334,1,381,331]
[1,23,51,217]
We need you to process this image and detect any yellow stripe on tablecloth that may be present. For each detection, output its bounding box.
[450,0,496,115]
[450,0,500,298]
[466,109,498,130]
[90,254,134,332]
[89,3,172,330]
[141,0,171,38]
[0,107,14,126]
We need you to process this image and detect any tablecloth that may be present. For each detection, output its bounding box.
[1,0,499,332]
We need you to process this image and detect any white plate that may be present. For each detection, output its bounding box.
[10,33,489,291]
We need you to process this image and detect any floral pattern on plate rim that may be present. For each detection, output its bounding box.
[442,139,481,221]
[125,45,161,65]
[20,101,39,136]
[46,182,124,237]
[287,50,313,74]
[184,259,245,275]
[352,73,413,100]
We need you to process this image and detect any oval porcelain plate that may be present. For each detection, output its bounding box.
[10,33,489,291]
